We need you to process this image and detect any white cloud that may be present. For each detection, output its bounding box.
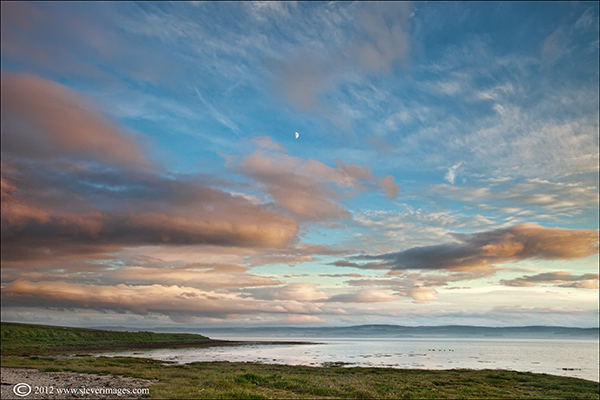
[444,161,463,185]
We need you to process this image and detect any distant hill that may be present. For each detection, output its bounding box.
[194,324,599,339]
[109,324,600,339]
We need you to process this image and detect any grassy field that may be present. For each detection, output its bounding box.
[1,322,211,356]
[2,356,599,399]
[2,322,598,399]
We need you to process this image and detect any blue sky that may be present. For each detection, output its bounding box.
[1,2,598,328]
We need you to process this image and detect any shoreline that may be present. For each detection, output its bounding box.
[5,339,320,356]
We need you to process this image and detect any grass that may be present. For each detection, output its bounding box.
[2,357,598,399]
[1,322,210,356]
[2,322,598,399]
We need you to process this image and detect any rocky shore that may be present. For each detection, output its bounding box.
[1,368,156,400]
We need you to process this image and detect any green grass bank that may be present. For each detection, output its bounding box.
[2,322,598,399]
[1,322,211,356]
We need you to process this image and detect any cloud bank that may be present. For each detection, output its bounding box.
[345,223,599,272]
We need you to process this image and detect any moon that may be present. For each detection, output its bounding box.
[295,132,299,139]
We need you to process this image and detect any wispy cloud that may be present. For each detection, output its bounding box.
[500,272,599,289]
[269,2,412,111]
[445,161,463,185]
[194,87,240,135]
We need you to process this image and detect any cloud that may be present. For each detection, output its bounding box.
[351,2,411,73]
[379,35,599,181]
[2,280,324,321]
[341,269,490,303]
[0,2,168,83]
[236,139,398,221]
[243,242,350,267]
[249,283,330,302]
[500,272,599,289]
[1,72,153,170]
[1,167,299,262]
[269,2,412,110]
[238,152,349,221]
[574,8,596,31]
[541,27,567,68]
[1,78,301,264]
[396,287,438,303]
[251,136,287,152]
[270,52,340,112]
[247,1,294,22]
[109,264,282,290]
[327,289,397,303]
[444,161,463,185]
[350,206,487,254]
[426,177,599,226]
[379,175,400,200]
[193,87,240,134]
[343,223,599,272]
[347,268,493,289]
[330,260,391,270]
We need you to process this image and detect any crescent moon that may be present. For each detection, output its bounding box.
[295,132,299,139]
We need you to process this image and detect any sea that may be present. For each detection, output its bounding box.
[103,336,600,382]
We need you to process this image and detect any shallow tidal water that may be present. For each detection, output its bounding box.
[104,337,599,382]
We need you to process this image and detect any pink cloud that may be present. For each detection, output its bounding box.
[328,289,397,303]
[109,265,282,290]
[379,175,400,200]
[1,72,153,169]
[2,83,301,264]
[2,280,324,321]
[237,139,399,221]
[251,283,330,302]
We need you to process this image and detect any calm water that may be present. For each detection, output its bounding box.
[104,337,599,382]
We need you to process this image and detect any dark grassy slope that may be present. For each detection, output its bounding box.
[1,322,213,356]
[2,357,599,399]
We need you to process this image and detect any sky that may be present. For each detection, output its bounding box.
[1,1,599,329]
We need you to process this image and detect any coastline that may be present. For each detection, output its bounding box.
[2,323,598,399]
